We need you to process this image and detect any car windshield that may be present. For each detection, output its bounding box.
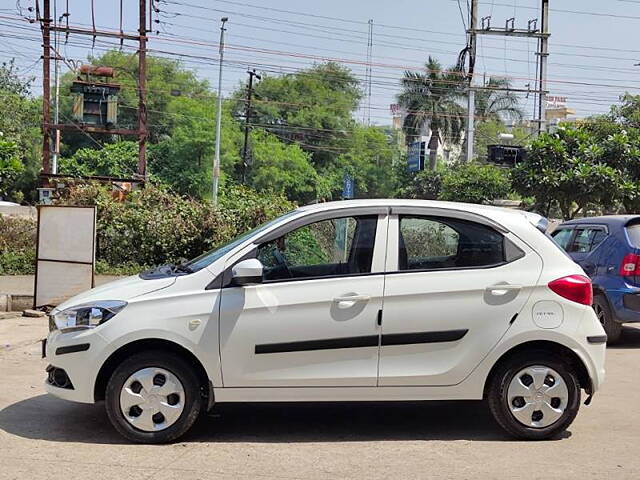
[183,210,298,272]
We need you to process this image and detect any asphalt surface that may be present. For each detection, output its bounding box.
[1,314,639,479]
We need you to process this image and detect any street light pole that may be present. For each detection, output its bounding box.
[212,17,228,205]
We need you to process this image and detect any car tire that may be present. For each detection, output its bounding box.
[105,350,203,444]
[593,295,621,344]
[487,351,581,440]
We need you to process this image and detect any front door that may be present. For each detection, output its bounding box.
[378,212,543,386]
[219,212,387,387]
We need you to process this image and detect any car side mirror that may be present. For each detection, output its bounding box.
[231,258,264,286]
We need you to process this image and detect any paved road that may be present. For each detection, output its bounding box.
[1,314,639,479]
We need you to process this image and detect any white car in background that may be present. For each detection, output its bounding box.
[44,200,606,443]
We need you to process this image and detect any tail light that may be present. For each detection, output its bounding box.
[620,253,640,276]
[548,275,593,306]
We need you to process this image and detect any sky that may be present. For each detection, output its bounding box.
[2,0,640,126]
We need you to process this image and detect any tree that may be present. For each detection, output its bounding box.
[0,140,24,200]
[512,125,622,219]
[247,130,318,204]
[0,59,41,202]
[236,62,361,174]
[332,126,401,199]
[397,57,465,169]
[474,77,524,123]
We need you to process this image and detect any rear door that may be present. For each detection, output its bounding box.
[378,211,543,386]
[565,225,608,277]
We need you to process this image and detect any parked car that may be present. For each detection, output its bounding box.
[44,200,606,443]
[551,215,640,343]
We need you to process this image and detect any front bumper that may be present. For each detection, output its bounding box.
[44,328,110,404]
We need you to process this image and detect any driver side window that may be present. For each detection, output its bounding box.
[257,215,378,281]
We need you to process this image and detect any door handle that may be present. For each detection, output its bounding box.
[486,284,522,296]
[333,294,371,303]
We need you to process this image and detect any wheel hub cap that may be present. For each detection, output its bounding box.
[119,367,185,432]
[507,365,569,429]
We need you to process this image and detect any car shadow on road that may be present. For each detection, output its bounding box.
[0,394,571,444]
[609,325,640,349]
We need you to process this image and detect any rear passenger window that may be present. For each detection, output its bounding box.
[568,228,607,253]
[398,216,520,271]
[551,228,573,250]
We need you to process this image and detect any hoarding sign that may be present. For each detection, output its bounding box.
[407,141,425,172]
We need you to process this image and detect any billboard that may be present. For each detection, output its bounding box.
[407,141,426,172]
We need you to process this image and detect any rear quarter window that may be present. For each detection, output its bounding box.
[626,224,640,248]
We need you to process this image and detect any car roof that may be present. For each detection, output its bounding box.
[297,199,530,224]
[561,215,640,227]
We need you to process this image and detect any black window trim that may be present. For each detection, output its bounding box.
[564,224,609,254]
[395,213,520,274]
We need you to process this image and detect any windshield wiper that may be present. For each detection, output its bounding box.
[172,263,193,274]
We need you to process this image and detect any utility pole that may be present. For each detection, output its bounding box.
[138,0,148,179]
[242,69,261,183]
[212,17,228,205]
[52,0,61,175]
[466,1,549,139]
[465,0,478,163]
[364,19,373,125]
[40,0,148,186]
[42,0,51,177]
[537,0,549,134]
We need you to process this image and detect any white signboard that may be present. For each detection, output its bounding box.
[545,95,568,108]
[34,206,96,308]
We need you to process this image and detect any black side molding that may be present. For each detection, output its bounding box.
[255,335,379,354]
[255,329,468,354]
[587,335,607,345]
[55,343,90,355]
[382,329,468,346]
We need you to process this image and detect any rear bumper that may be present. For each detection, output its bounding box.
[606,289,640,323]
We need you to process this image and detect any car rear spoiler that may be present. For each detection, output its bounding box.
[521,211,550,234]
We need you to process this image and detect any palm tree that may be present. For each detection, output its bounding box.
[397,57,466,170]
[474,77,524,123]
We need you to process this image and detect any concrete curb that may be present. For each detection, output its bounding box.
[0,294,34,313]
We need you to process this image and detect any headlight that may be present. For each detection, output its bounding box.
[51,300,127,332]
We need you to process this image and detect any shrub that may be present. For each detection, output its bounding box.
[440,163,511,204]
[55,183,294,269]
[0,215,36,274]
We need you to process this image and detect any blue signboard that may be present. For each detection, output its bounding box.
[407,141,425,172]
[342,173,354,199]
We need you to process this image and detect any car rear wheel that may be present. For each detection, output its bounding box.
[105,350,203,443]
[593,295,621,344]
[487,351,581,440]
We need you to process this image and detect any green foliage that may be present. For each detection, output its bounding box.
[54,183,294,269]
[512,125,623,219]
[247,130,318,203]
[240,62,361,175]
[440,162,511,204]
[59,141,138,178]
[397,57,465,148]
[397,169,443,200]
[0,60,41,202]
[0,140,25,199]
[333,126,401,199]
[474,77,524,123]
[0,215,36,275]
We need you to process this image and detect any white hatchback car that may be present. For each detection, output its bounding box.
[44,200,606,443]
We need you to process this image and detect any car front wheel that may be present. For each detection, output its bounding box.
[105,351,203,443]
[487,352,581,440]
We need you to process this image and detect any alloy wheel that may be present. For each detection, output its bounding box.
[506,365,569,428]
[119,367,185,432]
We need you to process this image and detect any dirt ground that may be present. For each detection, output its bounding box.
[1,314,639,480]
